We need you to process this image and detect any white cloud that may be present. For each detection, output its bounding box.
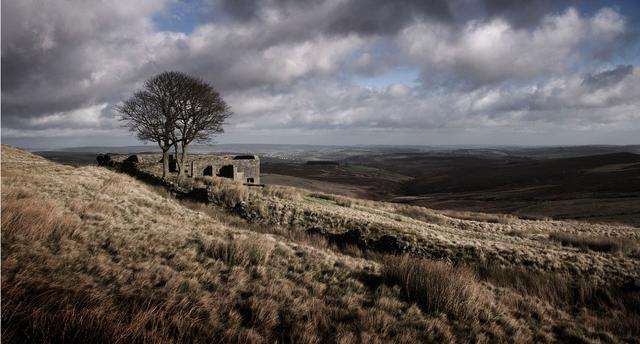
[29,103,111,128]
[1,0,638,145]
[399,7,627,85]
[222,64,639,134]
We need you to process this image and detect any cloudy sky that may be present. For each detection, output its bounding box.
[2,0,640,149]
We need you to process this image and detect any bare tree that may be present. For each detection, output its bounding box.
[118,71,230,179]
[117,72,184,178]
[173,76,232,178]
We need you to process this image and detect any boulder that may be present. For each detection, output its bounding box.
[125,155,140,164]
[96,153,112,166]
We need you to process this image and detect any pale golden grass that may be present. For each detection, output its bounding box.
[3,145,640,343]
[194,176,249,207]
[308,192,353,207]
[262,184,306,202]
[0,146,477,342]
[549,231,640,254]
[203,234,275,267]
[393,204,448,225]
[439,209,519,224]
[1,188,80,242]
[172,196,342,257]
[382,255,487,320]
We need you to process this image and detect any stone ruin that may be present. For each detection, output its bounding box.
[99,153,260,185]
[188,154,260,184]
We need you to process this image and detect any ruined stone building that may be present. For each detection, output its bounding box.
[105,153,261,185]
[187,154,260,184]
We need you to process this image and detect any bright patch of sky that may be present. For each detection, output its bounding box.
[352,68,420,89]
[152,0,203,34]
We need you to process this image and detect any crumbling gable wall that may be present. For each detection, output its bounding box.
[189,154,260,184]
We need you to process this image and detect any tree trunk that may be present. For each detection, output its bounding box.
[173,143,181,175]
[161,148,170,179]
[178,143,189,179]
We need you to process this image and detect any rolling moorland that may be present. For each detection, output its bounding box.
[36,144,640,227]
[260,146,640,226]
[3,145,640,343]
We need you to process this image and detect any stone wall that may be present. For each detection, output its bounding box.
[189,155,260,184]
[108,153,261,184]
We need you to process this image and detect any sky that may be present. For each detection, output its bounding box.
[2,0,640,149]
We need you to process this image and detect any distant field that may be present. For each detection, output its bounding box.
[264,151,640,227]
[262,160,410,199]
[34,151,100,166]
[261,173,367,198]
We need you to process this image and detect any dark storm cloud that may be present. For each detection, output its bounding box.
[217,0,577,36]
[323,0,452,35]
[1,1,167,129]
[218,0,453,35]
[582,65,634,90]
[482,0,576,28]
[218,0,262,21]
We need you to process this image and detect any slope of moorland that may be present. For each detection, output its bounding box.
[2,146,640,343]
[128,153,640,285]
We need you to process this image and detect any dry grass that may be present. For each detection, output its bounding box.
[1,188,80,242]
[439,209,519,224]
[166,194,338,255]
[393,204,448,225]
[308,192,353,207]
[475,263,640,340]
[549,232,639,254]
[0,146,459,343]
[381,255,487,320]
[476,263,576,305]
[190,176,250,207]
[3,145,640,343]
[202,234,275,267]
[262,184,306,201]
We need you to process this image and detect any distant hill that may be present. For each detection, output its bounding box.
[263,149,640,226]
[404,152,640,194]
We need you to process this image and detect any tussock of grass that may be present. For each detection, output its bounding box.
[204,235,274,267]
[381,255,487,320]
[549,232,638,254]
[189,176,249,207]
[1,189,80,242]
[440,209,518,224]
[394,204,447,225]
[476,264,575,305]
[262,184,306,201]
[309,192,352,207]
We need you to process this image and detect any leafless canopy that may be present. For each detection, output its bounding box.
[117,71,232,178]
[172,73,232,177]
[117,73,178,148]
[175,76,232,145]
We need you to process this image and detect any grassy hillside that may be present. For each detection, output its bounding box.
[3,146,640,343]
